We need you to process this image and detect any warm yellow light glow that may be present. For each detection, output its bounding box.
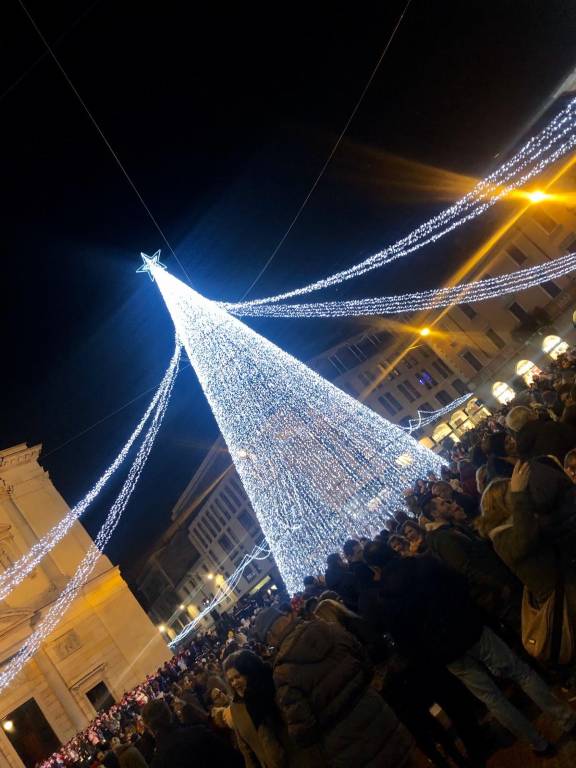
[527,189,548,203]
[419,327,431,337]
[215,574,225,587]
[2,721,14,733]
[179,604,185,610]
[206,573,214,580]
[158,624,166,633]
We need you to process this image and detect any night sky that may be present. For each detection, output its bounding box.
[2,1,576,584]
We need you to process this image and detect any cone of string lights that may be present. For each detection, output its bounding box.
[142,255,444,592]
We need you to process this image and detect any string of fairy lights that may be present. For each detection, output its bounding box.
[402,393,473,435]
[0,341,181,693]
[226,95,576,310]
[227,249,576,318]
[0,342,181,603]
[168,540,272,649]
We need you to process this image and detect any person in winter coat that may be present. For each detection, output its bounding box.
[506,405,576,463]
[360,542,576,759]
[253,606,415,768]
[324,553,358,609]
[223,649,293,768]
[142,699,242,768]
[422,494,520,628]
[113,743,148,768]
[480,463,558,603]
[480,461,576,644]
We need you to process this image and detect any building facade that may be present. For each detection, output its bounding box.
[136,443,278,641]
[0,443,171,768]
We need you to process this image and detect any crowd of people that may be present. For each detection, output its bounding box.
[40,347,576,768]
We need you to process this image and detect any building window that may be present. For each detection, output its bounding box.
[432,422,454,443]
[419,401,433,412]
[397,383,416,403]
[516,359,541,385]
[433,358,453,376]
[218,533,234,554]
[508,301,531,324]
[452,378,469,396]
[492,381,515,404]
[461,351,483,372]
[458,303,477,320]
[540,280,561,298]
[542,334,569,359]
[314,358,340,381]
[86,682,115,713]
[506,245,527,265]
[486,328,506,350]
[432,360,452,380]
[417,370,437,389]
[377,396,398,417]
[386,392,403,411]
[532,207,557,234]
[372,331,394,351]
[403,379,420,400]
[564,236,576,254]
[436,390,453,406]
[238,510,257,534]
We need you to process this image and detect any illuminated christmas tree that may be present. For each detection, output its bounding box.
[141,253,443,592]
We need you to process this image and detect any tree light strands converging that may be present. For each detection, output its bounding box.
[0,341,182,603]
[226,97,576,310]
[227,250,576,318]
[149,264,444,594]
[0,342,181,694]
[168,541,272,648]
[402,393,473,435]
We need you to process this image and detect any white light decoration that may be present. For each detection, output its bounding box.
[402,393,473,434]
[0,343,180,693]
[149,262,444,594]
[227,250,576,318]
[227,96,576,309]
[168,541,272,648]
[0,342,182,603]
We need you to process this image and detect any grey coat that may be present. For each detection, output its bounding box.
[490,491,558,607]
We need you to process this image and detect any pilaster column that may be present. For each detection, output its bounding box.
[34,647,87,733]
[0,486,65,588]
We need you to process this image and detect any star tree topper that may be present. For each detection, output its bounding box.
[137,250,167,281]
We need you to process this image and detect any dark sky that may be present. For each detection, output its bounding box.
[2,0,576,584]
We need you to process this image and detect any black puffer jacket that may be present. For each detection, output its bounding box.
[324,563,358,609]
[273,619,413,768]
[359,556,484,666]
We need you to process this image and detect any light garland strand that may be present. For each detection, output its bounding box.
[227,250,576,318]
[0,342,182,603]
[226,97,576,309]
[168,541,272,648]
[0,342,181,693]
[402,393,473,435]
[149,263,444,593]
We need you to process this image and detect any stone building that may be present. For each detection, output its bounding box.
[0,443,170,768]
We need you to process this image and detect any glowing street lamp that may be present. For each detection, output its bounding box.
[2,721,14,733]
[419,327,431,337]
[527,190,548,203]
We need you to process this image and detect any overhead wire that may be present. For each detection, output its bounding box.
[238,0,414,301]
[17,0,193,286]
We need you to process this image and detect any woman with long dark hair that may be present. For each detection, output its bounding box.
[223,650,292,768]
